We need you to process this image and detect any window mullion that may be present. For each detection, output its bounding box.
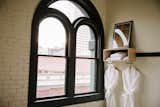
[96,59,104,93]
[65,30,76,97]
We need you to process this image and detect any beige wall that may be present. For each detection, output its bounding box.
[106,0,160,51]
[91,0,107,38]
[0,0,106,107]
[105,0,160,107]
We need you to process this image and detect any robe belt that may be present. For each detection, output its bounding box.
[105,88,114,98]
[123,90,134,96]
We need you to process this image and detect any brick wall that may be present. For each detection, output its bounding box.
[0,0,39,107]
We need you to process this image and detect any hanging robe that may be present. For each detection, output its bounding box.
[122,66,140,107]
[105,64,119,107]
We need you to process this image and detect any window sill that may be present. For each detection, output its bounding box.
[29,93,104,107]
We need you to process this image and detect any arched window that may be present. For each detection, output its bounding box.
[29,0,104,106]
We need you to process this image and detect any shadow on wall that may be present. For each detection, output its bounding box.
[135,68,144,107]
[155,0,160,11]
[0,0,7,9]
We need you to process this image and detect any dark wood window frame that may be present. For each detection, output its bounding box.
[28,0,104,107]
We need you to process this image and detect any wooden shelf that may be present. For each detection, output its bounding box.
[103,48,136,62]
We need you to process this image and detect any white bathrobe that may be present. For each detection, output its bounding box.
[122,65,140,107]
[105,64,119,107]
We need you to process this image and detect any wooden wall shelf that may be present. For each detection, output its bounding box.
[103,48,136,62]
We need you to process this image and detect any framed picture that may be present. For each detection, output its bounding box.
[112,21,133,48]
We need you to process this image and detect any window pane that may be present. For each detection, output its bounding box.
[36,56,66,98]
[76,25,96,58]
[75,59,95,94]
[49,1,89,23]
[38,17,66,56]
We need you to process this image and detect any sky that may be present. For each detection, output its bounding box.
[38,17,66,49]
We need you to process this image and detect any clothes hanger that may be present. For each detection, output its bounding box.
[104,57,114,68]
[106,57,121,71]
[107,57,112,64]
[126,61,133,70]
